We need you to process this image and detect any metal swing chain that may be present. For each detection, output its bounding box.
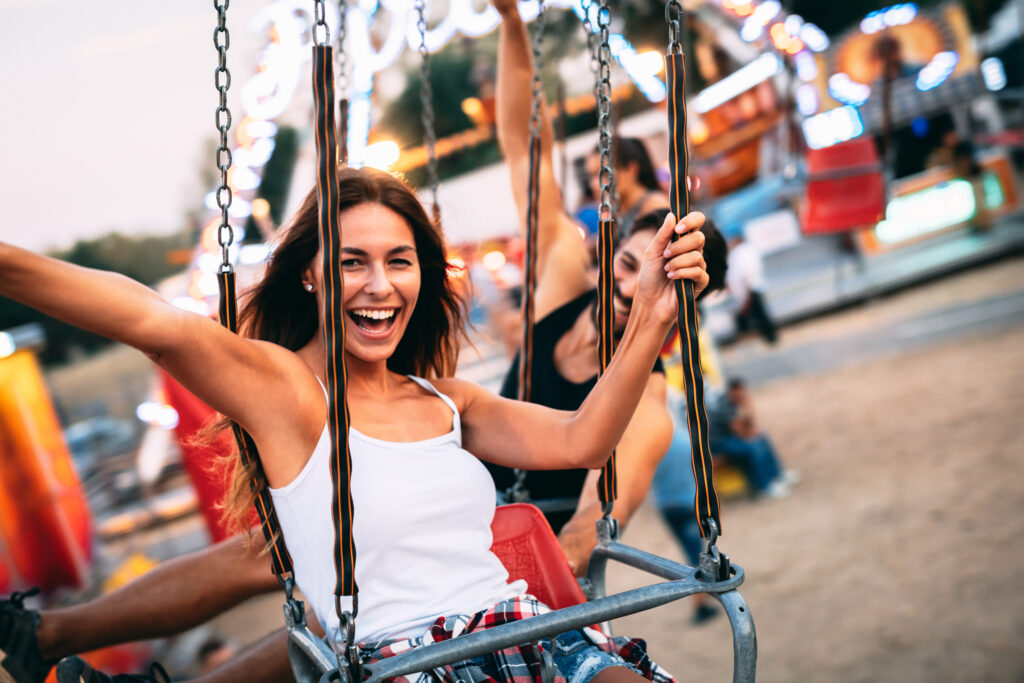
[313,0,331,46]
[579,0,601,108]
[595,0,613,222]
[528,0,547,142]
[666,0,683,55]
[335,0,348,95]
[214,0,234,272]
[507,0,548,507]
[416,0,441,223]
[336,0,350,165]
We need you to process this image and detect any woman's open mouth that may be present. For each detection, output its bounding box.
[347,308,399,337]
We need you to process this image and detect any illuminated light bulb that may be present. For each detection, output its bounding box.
[690,116,710,145]
[828,72,871,107]
[251,197,271,219]
[740,18,764,42]
[794,51,818,81]
[915,51,958,91]
[692,53,782,113]
[636,50,666,78]
[0,331,15,359]
[461,97,485,123]
[795,83,819,116]
[201,218,221,252]
[363,140,401,170]
[482,250,506,271]
[784,14,803,36]
[982,57,1007,92]
[800,23,829,52]
[802,105,865,150]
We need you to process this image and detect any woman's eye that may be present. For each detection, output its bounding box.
[390,258,413,268]
[341,258,362,268]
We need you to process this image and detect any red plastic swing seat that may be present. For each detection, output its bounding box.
[490,503,587,611]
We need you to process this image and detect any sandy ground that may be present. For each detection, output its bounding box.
[44,259,1024,681]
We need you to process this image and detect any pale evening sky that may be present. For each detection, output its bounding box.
[0,1,275,252]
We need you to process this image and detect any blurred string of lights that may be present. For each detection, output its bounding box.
[183,0,666,309]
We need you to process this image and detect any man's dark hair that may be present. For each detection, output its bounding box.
[592,137,661,192]
[726,377,745,392]
[627,208,728,299]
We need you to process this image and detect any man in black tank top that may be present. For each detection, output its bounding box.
[492,4,726,574]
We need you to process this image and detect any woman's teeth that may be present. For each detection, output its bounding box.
[351,309,395,320]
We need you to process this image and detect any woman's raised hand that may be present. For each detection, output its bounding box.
[636,211,709,324]
[492,0,520,16]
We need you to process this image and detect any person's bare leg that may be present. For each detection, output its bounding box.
[591,667,650,683]
[38,534,279,660]
[191,629,293,683]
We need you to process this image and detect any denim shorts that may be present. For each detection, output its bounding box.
[544,629,642,683]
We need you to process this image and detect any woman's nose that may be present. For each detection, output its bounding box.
[365,264,394,297]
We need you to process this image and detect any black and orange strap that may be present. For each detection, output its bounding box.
[594,0,617,510]
[312,39,359,611]
[216,272,295,578]
[211,0,294,582]
[665,0,721,539]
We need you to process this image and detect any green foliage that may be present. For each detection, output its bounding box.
[258,125,300,227]
[0,231,195,365]
[378,46,476,146]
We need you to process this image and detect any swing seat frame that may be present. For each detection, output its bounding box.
[285,504,756,683]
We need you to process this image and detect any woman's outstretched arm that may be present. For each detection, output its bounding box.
[452,212,707,470]
[0,243,315,451]
[494,0,592,319]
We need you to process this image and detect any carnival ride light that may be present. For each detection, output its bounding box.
[136,401,181,430]
[799,23,829,52]
[802,105,864,150]
[238,244,272,266]
[251,198,271,220]
[769,23,803,55]
[363,140,401,170]
[875,180,975,244]
[828,72,871,107]
[794,51,818,82]
[861,3,917,35]
[740,18,764,42]
[229,166,262,192]
[784,15,803,36]
[637,50,667,78]
[915,51,958,91]
[692,53,783,114]
[482,250,507,271]
[0,332,14,359]
[982,57,1007,91]
[795,83,819,116]
[608,35,668,102]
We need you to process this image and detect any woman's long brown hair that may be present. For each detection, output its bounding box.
[220,167,466,533]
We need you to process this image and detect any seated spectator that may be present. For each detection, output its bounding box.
[708,378,796,498]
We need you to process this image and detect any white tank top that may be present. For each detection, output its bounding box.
[268,376,527,647]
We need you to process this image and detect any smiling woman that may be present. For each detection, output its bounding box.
[0,159,710,676]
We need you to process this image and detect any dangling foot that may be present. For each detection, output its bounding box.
[0,588,55,683]
[55,657,171,683]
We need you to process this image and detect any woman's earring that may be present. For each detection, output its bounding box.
[304,283,314,292]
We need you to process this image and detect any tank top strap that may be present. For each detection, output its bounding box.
[406,376,462,439]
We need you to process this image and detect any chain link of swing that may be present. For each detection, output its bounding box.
[312,0,330,46]
[528,0,547,142]
[595,0,613,221]
[213,0,234,271]
[579,0,601,107]
[415,0,440,220]
[666,0,683,54]
[335,0,348,95]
